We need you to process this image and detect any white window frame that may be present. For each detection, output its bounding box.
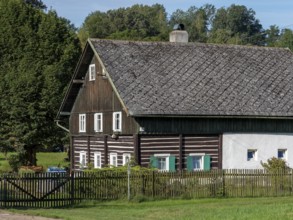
[79,151,87,168]
[247,149,257,161]
[89,64,96,81]
[79,114,86,132]
[278,149,287,160]
[94,152,102,168]
[154,153,170,171]
[112,112,122,132]
[123,153,131,165]
[189,153,205,170]
[94,113,103,132]
[110,153,118,167]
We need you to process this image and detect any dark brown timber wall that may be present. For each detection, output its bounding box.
[140,135,220,170]
[69,56,139,135]
[72,134,220,170]
[72,135,134,170]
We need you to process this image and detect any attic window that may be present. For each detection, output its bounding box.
[89,64,96,81]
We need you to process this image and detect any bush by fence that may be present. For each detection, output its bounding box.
[0,169,293,208]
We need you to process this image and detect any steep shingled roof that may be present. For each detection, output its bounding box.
[90,39,293,117]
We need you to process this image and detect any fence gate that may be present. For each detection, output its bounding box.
[0,173,74,208]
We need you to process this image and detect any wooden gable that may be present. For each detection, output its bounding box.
[69,52,139,135]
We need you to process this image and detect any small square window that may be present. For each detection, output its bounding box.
[89,64,96,81]
[151,154,171,171]
[79,114,86,132]
[278,149,287,160]
[247,149,257,161]
[191,156,203,170]
[187,153,211,171]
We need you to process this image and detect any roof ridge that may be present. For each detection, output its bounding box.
[89,38,291,52]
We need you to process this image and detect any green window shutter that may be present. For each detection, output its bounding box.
[169,156,176,172]
[203,155,211,171]
[150,156,158,169]
[187,156,193,172]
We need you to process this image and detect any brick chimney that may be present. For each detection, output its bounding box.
[169,24,188,43]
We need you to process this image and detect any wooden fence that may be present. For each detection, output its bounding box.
[1,169,293,208]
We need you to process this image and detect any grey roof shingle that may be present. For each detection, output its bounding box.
[90,39,293,117]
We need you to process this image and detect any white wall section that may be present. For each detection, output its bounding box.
[222,133,293,169]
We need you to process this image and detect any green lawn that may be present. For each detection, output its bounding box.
[8,197,293,220]
[0,152,68,172]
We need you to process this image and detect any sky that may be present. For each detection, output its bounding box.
[42,0,293,30]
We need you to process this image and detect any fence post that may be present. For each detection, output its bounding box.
[152,171,155,198]
[141,174,145,195]
[3,176,7,208]
[70,171,74,206]
[222,170,225,197]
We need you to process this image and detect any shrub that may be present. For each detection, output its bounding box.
[261,157,290,172]
[8,153,25,172]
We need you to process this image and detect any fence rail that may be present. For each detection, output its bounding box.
[0,169,293,208]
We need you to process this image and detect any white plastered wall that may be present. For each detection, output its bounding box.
[222,133,293,169]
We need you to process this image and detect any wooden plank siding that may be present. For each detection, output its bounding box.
[140,135,220,170]
[73,136,88,170]
[183,135,220,169]
[136,117,293,134]
[69,55,139,135]
[72,134,220,170]
[107,136,134,166]
[140,136,180,168]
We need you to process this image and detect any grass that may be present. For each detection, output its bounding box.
[0,152,68,172]
[7,196,293,220]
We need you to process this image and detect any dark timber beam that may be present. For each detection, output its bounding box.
[218,134,223,169]
[179,134,183,171]
[73,79,85,84]
[134,134,141,165]
[104,135,108,166]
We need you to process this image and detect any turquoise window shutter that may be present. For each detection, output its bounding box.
[203,155,211,171]
[150,156,158,168]
[169,156,176,171]
[187,156,193,171]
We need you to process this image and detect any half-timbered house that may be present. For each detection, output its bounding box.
[57,29,293,171]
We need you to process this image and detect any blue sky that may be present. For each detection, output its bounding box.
[42,0,293,30]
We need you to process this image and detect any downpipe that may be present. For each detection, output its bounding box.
[55,120,70,133]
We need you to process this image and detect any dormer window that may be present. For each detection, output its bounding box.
[89,64,96,81]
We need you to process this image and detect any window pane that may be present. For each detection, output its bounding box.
[192,156,202,169]
[158,157,166,170]
[247,150,256,161]
[278,150,286,159]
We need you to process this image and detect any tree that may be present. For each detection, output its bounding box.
[209,4,264,45]
[0,0,81,166]
[265,25,280,47]
[275,28,293,51]
[77,4,169,47]
[169,4,215,43]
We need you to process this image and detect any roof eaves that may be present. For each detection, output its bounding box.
[56,41,92,120]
